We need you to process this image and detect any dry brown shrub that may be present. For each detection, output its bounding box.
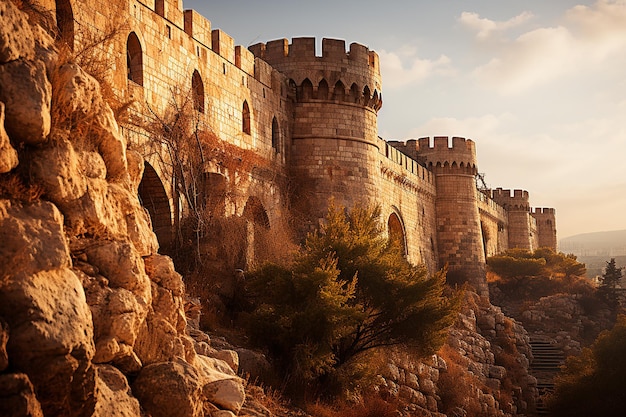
[0,172,44,203]
[305,391,398,417]
[437,344,483,416]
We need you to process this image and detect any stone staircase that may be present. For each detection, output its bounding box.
[529,339,565,416]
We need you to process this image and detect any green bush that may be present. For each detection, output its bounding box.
[487,248,586,279]
[244,203,460,396]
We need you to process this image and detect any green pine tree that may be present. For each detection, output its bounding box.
[599,258,623,309]
[244,202,460,395]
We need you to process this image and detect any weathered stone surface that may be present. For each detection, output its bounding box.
[28,134,88,203]
[133,360,204,417]
[134,312,186,366]
[84,239,151,305]
[0,199,70,278]
[0,373,44,417]
[194,355,245,413]
[126,149,144,192]
[0,102,18,173]
[214,349,239,374]
[53,63,129,183]
[145,254,185,296]
[92,364,141,417]
[0,59,51,144]
[0,0,35,63]
[0,267,95,416]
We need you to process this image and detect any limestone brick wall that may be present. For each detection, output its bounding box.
[478,193,509,258]
[378,140,438,271]
[61,0,292,232]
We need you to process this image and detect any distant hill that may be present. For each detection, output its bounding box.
[559,230,626,257]
[559,230,626,278]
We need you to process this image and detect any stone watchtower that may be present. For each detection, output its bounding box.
[491,188,537,250]
[417,137,488,295]
[249,38,383,223]
[532,208,557,249]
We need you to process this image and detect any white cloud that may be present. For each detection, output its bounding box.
[471,26,579,95]
[378,47,453,89]
[469,1,626,95]
[458,11,534,40]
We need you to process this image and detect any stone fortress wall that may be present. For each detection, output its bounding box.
[47,0,557,291]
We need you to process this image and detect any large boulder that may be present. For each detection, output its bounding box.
[0,373,44,417]
[0,59,51,144]
[132,359,205,417]
[0,102,19,173]
[0,0,35,63]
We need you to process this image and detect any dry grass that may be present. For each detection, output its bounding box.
[0,173,44,203]
[305,392,399,417]
[437,344,484,416]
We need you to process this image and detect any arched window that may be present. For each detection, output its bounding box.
[388,212,407,257]
[317,79,329,100]
[332,80,345,101]
[349,83,360,103]
[127,32,143,86]
[242,100,251,134]
[55,0,74,50]
[271,117,279,152]
[192,70,204,113]
[362,85,371,106]
[300,78,313,100]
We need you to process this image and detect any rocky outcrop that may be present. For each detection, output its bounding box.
[379,292,536,417]
[0,2,245,416]
[518,293,613,355]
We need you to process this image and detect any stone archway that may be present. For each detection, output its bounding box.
[242,196,270,267]
[55,0,74,50]
[138,162,172,249]
[388,211,407,257]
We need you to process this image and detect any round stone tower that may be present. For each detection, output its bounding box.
[249,38,383,224]
[491,188,535,250]
[417,137,488,295]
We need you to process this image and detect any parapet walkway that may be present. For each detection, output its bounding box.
[529,339,565,416]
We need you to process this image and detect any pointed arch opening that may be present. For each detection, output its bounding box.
[349,83,360,103]
[362,85,371,106]
[138,162,172,249]
[388,211,407,257]
[242,100,251,134]
[55,0,74,50]
[192,70,204,113]
[127,32,143,86]
[317,79,329,100]
[332,80,345,101]
[300,78,313,100]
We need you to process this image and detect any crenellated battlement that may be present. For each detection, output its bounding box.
[249,38,380,73]
[407,137,478,173]
[533,207,556,215]
[490,188,531,211]
[248,37,383,111]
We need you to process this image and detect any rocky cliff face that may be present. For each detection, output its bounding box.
[0,2,246,416]
[379,292,537,417]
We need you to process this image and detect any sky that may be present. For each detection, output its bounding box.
[183,0,626,240]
